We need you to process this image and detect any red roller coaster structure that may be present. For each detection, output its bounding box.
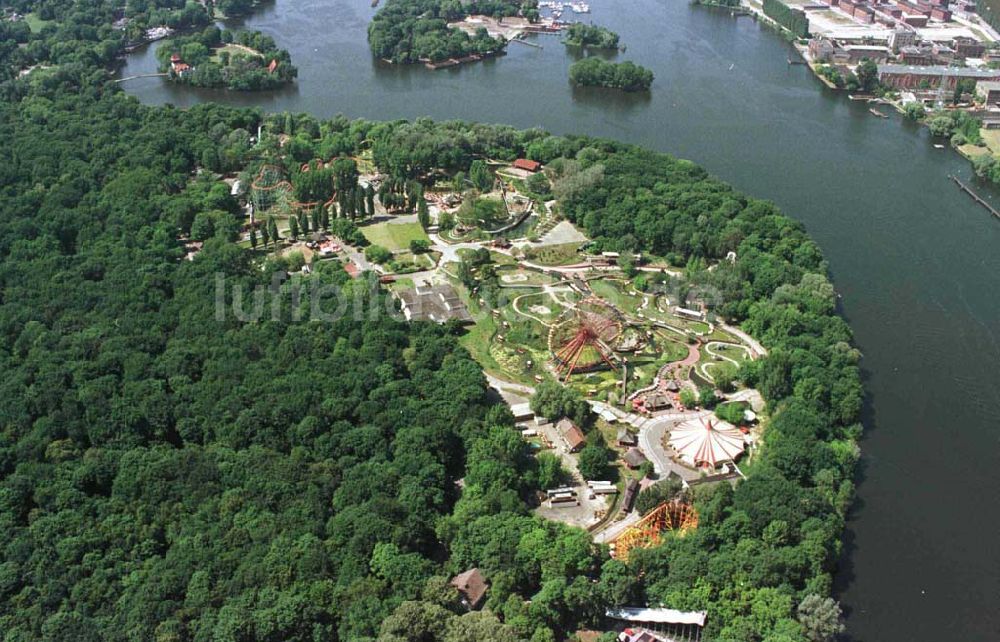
[610,500,698,561]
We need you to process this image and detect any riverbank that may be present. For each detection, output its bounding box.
[732,0,1000,195]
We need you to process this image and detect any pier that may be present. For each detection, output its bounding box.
[511,38,543,49]
[951,175,1000,221]
[115,73,168,83]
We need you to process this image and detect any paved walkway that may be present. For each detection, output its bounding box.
[726,388,765,413]
[719,322,768,358]
[593,508,642,544]
[485,372,535,404]
[427,233,484,264]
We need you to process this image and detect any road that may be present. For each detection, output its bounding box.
[485,372,535,405]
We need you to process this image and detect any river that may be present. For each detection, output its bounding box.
[117,1,1000,639]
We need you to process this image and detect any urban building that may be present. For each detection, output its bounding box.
[954,37,987,59]
[900,45,934,64]
[888,27,918,52]
[877,64,1000,89]
[976,80,1000,105]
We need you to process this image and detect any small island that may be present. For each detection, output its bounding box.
[569,57,653,92]
[367,0,560,67]
[156,27,297,91]
[562,22,621,49]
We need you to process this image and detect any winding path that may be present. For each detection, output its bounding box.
[699,341,751,382]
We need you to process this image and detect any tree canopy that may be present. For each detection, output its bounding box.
[568,58,653,92]
[0,19,860,637]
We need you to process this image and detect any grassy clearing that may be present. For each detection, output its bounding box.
[387,277,415,291]
[514,292,565,322]
[360,221,430,251]
[490,251,519,266]
[216,43,264,60]
[498,268,556,287]
[978,129,1000,155]
[24,13,54,32]
[589,279,642,314]
[708,342,751,365]
[522,242,584,266]
[387,251,439,274]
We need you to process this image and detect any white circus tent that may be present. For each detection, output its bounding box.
[669,417,745,468]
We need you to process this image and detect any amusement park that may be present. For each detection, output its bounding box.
[220,131,771,632]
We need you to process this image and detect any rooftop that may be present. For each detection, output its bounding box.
[451,568,488,609]
[606,607,708,627]
[557,417,587,451]
[878,64,1000,77]
[623,448,648,468]
[396,283,473,324]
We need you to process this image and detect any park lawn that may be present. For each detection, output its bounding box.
[709,342,752,365]
[567,367,622,401]
[460,316,508,378]
[490,251,519,266]
[976,129,1000,155]
[24,13,54,31]
[687,320,711,334]
[386,277,415,292]
[589,279,642,314]
[498,267,556,287]
[522,242,585,266]
[654,335,692,363]
[514,292,565,322]
[215,44,264,61]
[360,221,430,251]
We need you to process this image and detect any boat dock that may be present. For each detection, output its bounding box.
[951,175,1000,220]
[511,38,543,49]
[114,73,168,83]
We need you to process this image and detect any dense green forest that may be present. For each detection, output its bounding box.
[562,23,621,50]
[0,3,859,640]
[156,27,297,90]
[568,58,653,91]
[368,0,529,63]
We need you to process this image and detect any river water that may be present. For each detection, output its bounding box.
[117,1,1000,639]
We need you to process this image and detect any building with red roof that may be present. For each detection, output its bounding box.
[451,568,488,610]
[513,158,542,173]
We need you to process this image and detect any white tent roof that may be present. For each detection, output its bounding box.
[669,417,745,468]
[606,607,707,627]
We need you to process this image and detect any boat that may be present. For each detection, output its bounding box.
[934,144,945,149]
[729,63,735,70]
[869,108,888,118]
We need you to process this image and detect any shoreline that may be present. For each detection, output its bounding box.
[729,0,998,189]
